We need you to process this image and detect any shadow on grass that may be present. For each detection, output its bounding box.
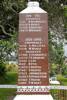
[0,72,18,84]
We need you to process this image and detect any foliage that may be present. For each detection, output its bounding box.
[49,34,64,74]
[0,42,17,65]
[6,63,18,72]
[0,0,67,39]
[50,63,57,76]
[0,0,67,76]
[57,74,67,85]
[63,5,67,39]
[0,72,17,84]
[0,60,6,78]
[62,64,67,75]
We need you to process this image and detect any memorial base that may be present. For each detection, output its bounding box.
[14,95,53,100]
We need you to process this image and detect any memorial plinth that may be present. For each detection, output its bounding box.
[14,95,53,100]
[14,1,53,100]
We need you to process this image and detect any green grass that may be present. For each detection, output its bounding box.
[0,72,18,84]
[0,88,16,100]
[0,72,17,100]
[0,72,67,100]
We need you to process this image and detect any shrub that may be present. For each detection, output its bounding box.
[0,60,7,78]
[6,63,18,72]
[57,74,67,85]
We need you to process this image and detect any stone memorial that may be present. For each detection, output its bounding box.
[14,1,53,100]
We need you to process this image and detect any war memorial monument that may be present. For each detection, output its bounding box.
[14,1,53,100]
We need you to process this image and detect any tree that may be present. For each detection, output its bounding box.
[0,37,17,62]
[0,0,26,61]
[48,31,64,75]
[0,0,67,76]
[63,5,67,39]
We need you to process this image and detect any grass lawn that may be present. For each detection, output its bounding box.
[0,72,67,100]
[0,72,17,100]
[0,88,16,100]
